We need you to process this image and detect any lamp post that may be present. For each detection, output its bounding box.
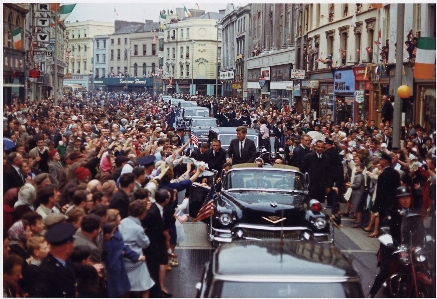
[191,40,195,95]
[124,47,131,91]
[215,21,220,99]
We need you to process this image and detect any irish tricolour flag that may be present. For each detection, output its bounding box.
[12,27,22,50]
[413,37,436,80]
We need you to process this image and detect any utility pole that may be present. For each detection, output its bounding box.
[191,39,195,95]
[392,4,405,149]
[215,21,219,99]
[54,5,58,106]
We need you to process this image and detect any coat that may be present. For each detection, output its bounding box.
[205,148,227,175]
[226,138,257,165]
[29,254,97,298]
[109,189,130,219]
[373,166,400,217]
[3,166,25,195]
[118,216,154,292]
[48,160,63,186]
[301,151,332,202]
[291,145,311,170]
[103,229,139,297]
[350,172,365,211]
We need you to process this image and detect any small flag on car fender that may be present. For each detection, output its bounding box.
[176,211,188,224]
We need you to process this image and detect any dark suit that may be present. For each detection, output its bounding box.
[413,137,427,158]
[291,145,311,170]
[109,189,130,219]
[30,254,97,298]
[372,167,400,218]
[300,152,332,202]
[382,135,393,150]
[190,148,208,162]
[141,203,166,298]
[3,166,25,195]
[205,148,227,176]
[226,138,257,165]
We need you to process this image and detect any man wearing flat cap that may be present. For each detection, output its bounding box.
[29,222,102,297]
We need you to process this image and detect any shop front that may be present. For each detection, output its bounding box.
[415,82,436,134]
[102,77,154,93]
[369,65,389,125]
[220,70,234,97]
[64,75,91,91]
[247,68,262,103]
[309,71,334,122]
[333,69,355,123]
[352,67,371,123]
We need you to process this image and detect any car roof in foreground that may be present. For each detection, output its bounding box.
[213,240,359,281]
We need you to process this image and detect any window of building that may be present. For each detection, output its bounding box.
[77,61,81,73]
[78,45,81,52]
[152,63,156,74]
[143,63,147,76]
[111,38,114,45]
[167,47,170,58]
[384,5,390,43]
[124,67,127,74]
[84,29,87,37]
[83,61,87,71]
[329,3,335,22]
[187,28,190,39]
[180,28,184,38]
[415,4,421,35]
[111,49,114,60]
[327,32,334,57]
[103,54,106,63]
[102,68,106,77]
[316,4,320,27]
[186,46,190,58]
[96,40,99,49]
[355,32,361,63]
[340,30,348,66]
[96,54,99,63]
[110,67,113,74]
[304,6,309,34]
[78,29,81,38]
[84,45,87,52]
[134,63,138,77]
[71,61,74,71]
[134,45,138,55]
[72,45,75,52]
[117,38,121,45]
[143,44,147,56]
[117,66,120,73]
[171,30,175,39]
[180,46,184,58]
[186,65,190,77]
[103,40,106,48]
[152,44,156,55]
[125,38,128,45]
[171,65,174,76]
[180,64,184,76]
[343,4,349,17]
[367,29,374,63]
[117,49,120,60]
[172,48,175,59]
[72,30,75,38]
[95,68,99,77]
[124,49,128,60]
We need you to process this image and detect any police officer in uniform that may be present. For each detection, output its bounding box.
[30,223,101,297]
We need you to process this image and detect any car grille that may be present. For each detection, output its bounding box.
[241,229,302,240]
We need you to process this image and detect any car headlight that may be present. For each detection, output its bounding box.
[219,213,232,225]
[413,247,427,262]
[314,218,327,229]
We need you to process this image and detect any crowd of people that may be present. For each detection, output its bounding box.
[3,89,436,297]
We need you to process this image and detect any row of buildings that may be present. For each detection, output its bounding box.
[3,3,435,129]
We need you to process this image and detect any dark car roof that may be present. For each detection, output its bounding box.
[213,240,359,281]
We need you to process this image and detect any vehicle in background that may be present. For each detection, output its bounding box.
[208,127,260,153]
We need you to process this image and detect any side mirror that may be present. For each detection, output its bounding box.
[304,172,310,189]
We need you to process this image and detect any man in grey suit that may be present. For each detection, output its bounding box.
[226,126,257,165]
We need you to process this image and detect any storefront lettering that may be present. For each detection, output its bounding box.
[334,82,351,91]
[119,78,148,84]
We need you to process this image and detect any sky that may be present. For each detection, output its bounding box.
[65,1,247,24]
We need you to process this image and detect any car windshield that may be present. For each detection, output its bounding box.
[185,109,209,117]
[225,170,304,192]
[191,119,217,127]
[210,281,363,298]
[218,134,259,148]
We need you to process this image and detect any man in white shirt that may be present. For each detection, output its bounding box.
[36,185,61,219]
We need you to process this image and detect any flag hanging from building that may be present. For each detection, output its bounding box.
[351,12,356,28]
[114,7,118,16]
[60,4,76,21]
[160,11,166,30]
[184,6,192,17]
[191,134,199,147]
[12,27,22,50]
[414,37,436,80]
[152,35,157,44]
[196,3,200,10]
[194,184,216,222]
[50,3,60,11]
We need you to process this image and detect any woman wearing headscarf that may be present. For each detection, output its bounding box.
[13,183,37,223]
[99,152,115,183]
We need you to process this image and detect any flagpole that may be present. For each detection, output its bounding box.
[54,5,58,106]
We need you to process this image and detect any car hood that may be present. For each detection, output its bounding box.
[218,190,308,226]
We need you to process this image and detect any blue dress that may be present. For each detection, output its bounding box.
[103,229,139,297]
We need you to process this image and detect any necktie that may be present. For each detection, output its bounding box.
[240,141,243,157]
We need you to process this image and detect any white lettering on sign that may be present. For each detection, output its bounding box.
[119,79,149,84]
[290,69,305,79]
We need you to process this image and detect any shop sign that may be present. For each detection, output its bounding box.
[293,83,301,96]
[353,67,367,81]
[355,90,364,103]
[307,80,319,88]
[103,77,153,86]
[334,70,355,94]
[177,79,190,84]
[270,81,293,90]
[290,69,305,79]
[309,72,333,80]
[232,83,242,89]
[220,70,234,80]
[261,67,270,80]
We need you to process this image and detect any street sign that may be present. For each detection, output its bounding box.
[29,69,41,78]
[355,90,365,103]
[290,69,305,79]
[50,38,55,44]
[36,33,50,43]
[259,77,266,88]
[46,45,54,52]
